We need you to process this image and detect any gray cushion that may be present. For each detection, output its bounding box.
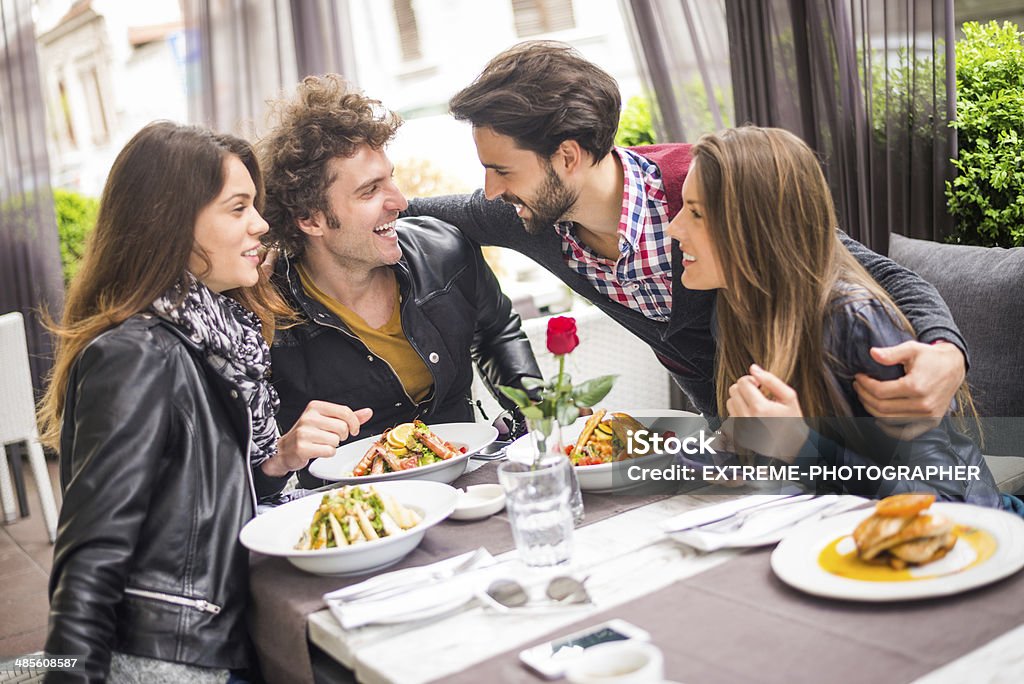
[984,455,1024,494]
[889,234,1024,458]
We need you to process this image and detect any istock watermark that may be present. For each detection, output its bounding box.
[627,429,717,456]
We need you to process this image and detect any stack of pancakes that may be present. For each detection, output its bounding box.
[852,494,956,570]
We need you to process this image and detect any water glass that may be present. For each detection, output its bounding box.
[497,457,574,567]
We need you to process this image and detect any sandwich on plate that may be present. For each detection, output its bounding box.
[852,494,956,570]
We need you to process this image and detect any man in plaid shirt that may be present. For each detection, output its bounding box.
[405,41,968,432]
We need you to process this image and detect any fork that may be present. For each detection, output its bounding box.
[666,494,812,534]
[331,548,489,603]
[697,495,824,534]
[699,497,872,535]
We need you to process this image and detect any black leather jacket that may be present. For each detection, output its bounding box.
[800,290,1001,505]
[45,314,257,682]
[271,216,541,489]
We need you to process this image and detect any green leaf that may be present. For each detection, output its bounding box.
[520,377,547,391]
[497,385,531,409]
[520,405,543,420]
[556,402,581,427]
[572,375,617,407]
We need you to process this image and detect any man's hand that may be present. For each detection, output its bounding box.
[853,340,965,439]
[724,365,808,463]
[264,402,373,477]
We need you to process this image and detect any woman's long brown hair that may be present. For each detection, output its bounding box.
[38,122,293,451]
[692,127,924,418]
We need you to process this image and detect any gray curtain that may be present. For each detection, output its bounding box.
[623,0,733,142]
[725,0,956,253]
[181,0,354,137]
[0,0,63,393]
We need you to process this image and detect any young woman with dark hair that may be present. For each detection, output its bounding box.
[39,121,368,682]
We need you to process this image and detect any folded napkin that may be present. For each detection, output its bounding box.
[325,550,499,629]
[659,494,811,533]
[666,495,866,552]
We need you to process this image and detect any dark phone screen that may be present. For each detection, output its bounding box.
[551,627,629,654]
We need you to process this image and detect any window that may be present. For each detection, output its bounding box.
[57,79,77,148]
[392,0,422,62]
[81,66,110,145]
[511,0,576,37]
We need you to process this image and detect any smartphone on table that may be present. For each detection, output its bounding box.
[517,618,651,680]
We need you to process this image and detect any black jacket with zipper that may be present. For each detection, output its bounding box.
[45,314,257,682]
[270,216,541,490]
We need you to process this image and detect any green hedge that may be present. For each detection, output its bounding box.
[54,189,99,286]
[616,95,657,147]
[946,21,1024,247]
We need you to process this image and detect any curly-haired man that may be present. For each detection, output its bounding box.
[258,74,541,489]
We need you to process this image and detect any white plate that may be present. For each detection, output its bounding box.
[308,422,499,484]
[771,502,1024,601]
[506,409,708,492]
[239,480,458,576]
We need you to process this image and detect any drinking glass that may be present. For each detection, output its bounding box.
[497,456,574,567]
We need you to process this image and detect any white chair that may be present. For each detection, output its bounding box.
[471,305,673,421]
[0,311,59,542]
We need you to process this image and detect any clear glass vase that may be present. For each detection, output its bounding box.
[497,458,574,567]
[524,416,584,526]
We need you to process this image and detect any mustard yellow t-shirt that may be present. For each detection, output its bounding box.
[297,264,433,402]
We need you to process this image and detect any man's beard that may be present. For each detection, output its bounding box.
[508,163,578,235]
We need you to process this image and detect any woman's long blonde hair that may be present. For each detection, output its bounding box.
[37,122,293,451]
[692,127,919,418]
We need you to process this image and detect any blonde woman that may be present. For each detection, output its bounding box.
[666,126,1004,506]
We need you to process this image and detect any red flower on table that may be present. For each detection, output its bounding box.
[499,315,614,431]
[546,316,579,356]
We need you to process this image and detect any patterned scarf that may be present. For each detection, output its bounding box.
[151,277,279,471]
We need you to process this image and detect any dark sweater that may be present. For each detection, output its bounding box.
[405,144,968,415]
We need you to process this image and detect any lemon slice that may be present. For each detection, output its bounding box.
[387,423,415,449]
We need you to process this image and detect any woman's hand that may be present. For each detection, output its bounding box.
[263,402,373,477]
[724,364,808,463]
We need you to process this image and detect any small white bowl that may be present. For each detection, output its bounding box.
[449,484,506,521]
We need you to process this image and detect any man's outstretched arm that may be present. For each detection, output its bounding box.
[406,191,520,247]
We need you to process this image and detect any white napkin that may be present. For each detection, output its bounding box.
[325,550,498,629]
[666,495,865,552]
[659,494,809,533]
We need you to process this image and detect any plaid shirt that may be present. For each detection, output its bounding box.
[555,147,674,321]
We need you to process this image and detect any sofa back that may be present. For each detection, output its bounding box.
[889,234,1024,455]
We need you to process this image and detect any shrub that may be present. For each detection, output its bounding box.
[946,21,1024,247]
[615,95,657,147]
[53,189,99,285]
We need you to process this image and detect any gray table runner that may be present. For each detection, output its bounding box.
[248,462,672,684]
[435,546,1024,684]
